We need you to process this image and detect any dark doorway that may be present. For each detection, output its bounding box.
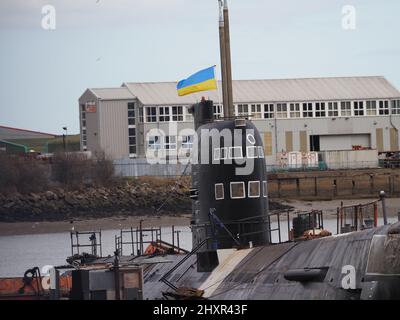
[310,135,320,151]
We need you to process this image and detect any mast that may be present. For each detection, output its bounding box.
[218,1,229,118]
[218,0,234,118]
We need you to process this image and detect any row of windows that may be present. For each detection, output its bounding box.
[80,104,87,151]
[148,135,194,150]
[138,100,400,123]
[214,146,265,161]
[144,106,192,123]
[128,103,137,157]
[215,181,267,200]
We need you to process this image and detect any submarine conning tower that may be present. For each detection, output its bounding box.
[189,99,271,266]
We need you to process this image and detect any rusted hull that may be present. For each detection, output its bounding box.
[0,275,72,300]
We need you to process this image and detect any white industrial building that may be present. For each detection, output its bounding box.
[79,76,400,166]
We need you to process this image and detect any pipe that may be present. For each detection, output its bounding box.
[218,0,229,117]
[379,190,388,225]
[223,0,234,117]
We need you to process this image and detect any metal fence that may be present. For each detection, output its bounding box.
[113,159,389,177]
[114,159,191,177]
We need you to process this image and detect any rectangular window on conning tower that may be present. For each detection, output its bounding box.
[229,147,243,159]
[263,181,267,197]
[215,183,224,200]
[248,181,260,198]
[230,182,245,199]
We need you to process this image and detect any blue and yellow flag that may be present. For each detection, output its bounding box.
[177,66,217,96]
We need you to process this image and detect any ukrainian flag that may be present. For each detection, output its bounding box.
[177,66,217,96]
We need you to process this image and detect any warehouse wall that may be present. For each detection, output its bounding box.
[99,99,135,159]
[79,90,101,155]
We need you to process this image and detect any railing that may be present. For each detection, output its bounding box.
[114,224,185,256]
[337,200,379,233]
[70,231,102,257]
[113,159,392,177]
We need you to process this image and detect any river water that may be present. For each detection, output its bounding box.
[0,217,396,278]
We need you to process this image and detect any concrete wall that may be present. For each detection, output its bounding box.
[99,99,135,159]
[267,168,400,199]
[321,149,379,169]
[79,90,101,154]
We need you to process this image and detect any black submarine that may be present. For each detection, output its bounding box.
[63,0,400,301]
[142,0,400,300]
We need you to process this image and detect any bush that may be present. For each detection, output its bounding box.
[0,155,19,194]
[0,155,48,194]
[91,152,115,187]
[51,152,92,189]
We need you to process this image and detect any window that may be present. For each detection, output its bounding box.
[354,101,364,116]
[392,100,400,115]
[250,104,262,119]
[302,103,313,118]
[230,182,245,199]
[139,107,144,123]
[164,136,176,150]
[185,106,193,121]
[213,105,223,119]
[379,100,390,115]
[146,107,157,122]
[82,120,86,128]
[82,129,87,135]
[264,104,274,119]
[248,181,260,198]
[263,181,267,197]
[220,147,228,160]
[237,104,249,117]
[172,106,183,121]
[289,103,301,118]
[258,146,265,158]
[181,135,193,149]
[246,146,257,158]
[229,147,243,159]
[276,103,288,118]
[366,101,377,116]
[128,103,135,125]
[215,184,224,200]
[341,101,351,116]
[315,102,326,117]
[128,127,136,156]
[328,102,339,117]
[159,106,170,122]
[82,133,87,150]
[82,112,86,120]
[148,136,161,150]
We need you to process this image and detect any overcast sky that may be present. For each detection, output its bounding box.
[0,0,399,134]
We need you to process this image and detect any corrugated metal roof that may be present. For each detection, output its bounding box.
[0,125,56,140]
[123,76,400,105]
[90,87,135,100]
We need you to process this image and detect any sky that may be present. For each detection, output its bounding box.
[0,0,399,134]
